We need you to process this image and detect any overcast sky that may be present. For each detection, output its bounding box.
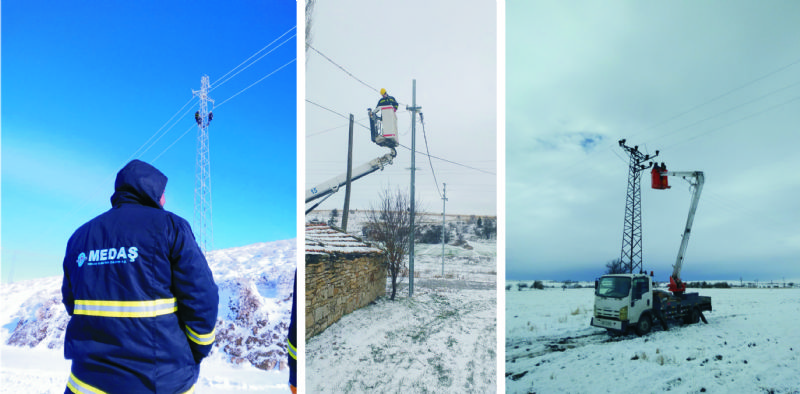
[506,1,800,282]
[304,0,497,219]
[2,1,296,283]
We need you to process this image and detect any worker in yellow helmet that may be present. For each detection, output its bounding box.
[376,88,398,112]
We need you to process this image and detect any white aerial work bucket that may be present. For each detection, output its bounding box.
[378,105,399,147]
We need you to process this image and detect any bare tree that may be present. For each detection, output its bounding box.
[365,188,420,301]
[305,0,315,55]
[605,258,626,275]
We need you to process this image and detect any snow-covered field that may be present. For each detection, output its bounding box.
[0,240,296,393]
[506,284,800,393]
[307,235,497,393]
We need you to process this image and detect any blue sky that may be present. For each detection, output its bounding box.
[506,1,800,282]
[2,1,297,283]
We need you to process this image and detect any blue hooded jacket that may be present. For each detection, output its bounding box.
[62,160,218,394]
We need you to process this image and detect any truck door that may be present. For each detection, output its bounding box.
[630,277,652,323]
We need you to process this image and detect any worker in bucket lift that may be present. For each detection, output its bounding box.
[376,88,398,112]
[371,88,399,148]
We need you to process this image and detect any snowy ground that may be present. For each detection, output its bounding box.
[505,284,800,393]
[307,238,497,393]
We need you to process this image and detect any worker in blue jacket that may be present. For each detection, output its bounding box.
[62,159,219,394]
[288,270,297,393]
[376,88,398,111]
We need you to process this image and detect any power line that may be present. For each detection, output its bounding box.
[419,114,442,198]
[137,102,199,161]
[216,58,296,108]
[151,125,194,163]
[307,44,379,94]
[211,31,297,93]
[662,94,800,150]
[153,59,297,162]
[397,143,495,175]
[306,99,495,175]
[651,79,800,145]
[307,44,410,108]
[629,55,800,140]
[306,99,352,122]
[211,26,296,88]
[512,74,800,191]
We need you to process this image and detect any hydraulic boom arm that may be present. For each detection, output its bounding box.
[663,171,704,293]
[305,149,397,213]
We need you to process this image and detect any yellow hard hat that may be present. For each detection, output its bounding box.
[380,88,387,95]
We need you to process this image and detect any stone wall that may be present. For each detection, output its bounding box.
[305,224,386,339]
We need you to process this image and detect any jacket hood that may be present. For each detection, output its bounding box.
[111,160,168,209]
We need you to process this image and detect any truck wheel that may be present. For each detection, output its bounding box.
[690,308,700,324]
[635,314,652,336]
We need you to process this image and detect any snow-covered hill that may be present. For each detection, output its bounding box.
[1,239,296,393]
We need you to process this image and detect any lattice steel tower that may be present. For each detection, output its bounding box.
[193,75,214,254]
[618,139,658,274]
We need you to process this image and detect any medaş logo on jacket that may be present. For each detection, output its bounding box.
[76,247,138,267]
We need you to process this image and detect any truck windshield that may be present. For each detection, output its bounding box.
[596,277,631,298]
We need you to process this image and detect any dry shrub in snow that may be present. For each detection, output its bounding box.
[6,296,68,349]
[214,280,289,371]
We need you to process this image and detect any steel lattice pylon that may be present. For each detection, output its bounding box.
[193,75,214,255]
[618,140,658,274]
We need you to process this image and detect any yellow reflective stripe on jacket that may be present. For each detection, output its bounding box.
[287,338,297,360]
[185,324,215,345]
[67,372,107,394]
[73,298,177,318]
[179,384,195,394]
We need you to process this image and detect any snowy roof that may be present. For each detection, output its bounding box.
[305,223,383,256]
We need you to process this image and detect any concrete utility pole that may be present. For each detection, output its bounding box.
[441,183,447,277]
[342,114,354,232]
[192,75,214,255]
[407,79,422,297]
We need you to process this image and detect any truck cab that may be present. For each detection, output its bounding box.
[591,274,654,335]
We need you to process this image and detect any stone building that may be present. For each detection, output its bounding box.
[305,223,386,339]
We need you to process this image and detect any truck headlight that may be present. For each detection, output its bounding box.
[620,306,628,321]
